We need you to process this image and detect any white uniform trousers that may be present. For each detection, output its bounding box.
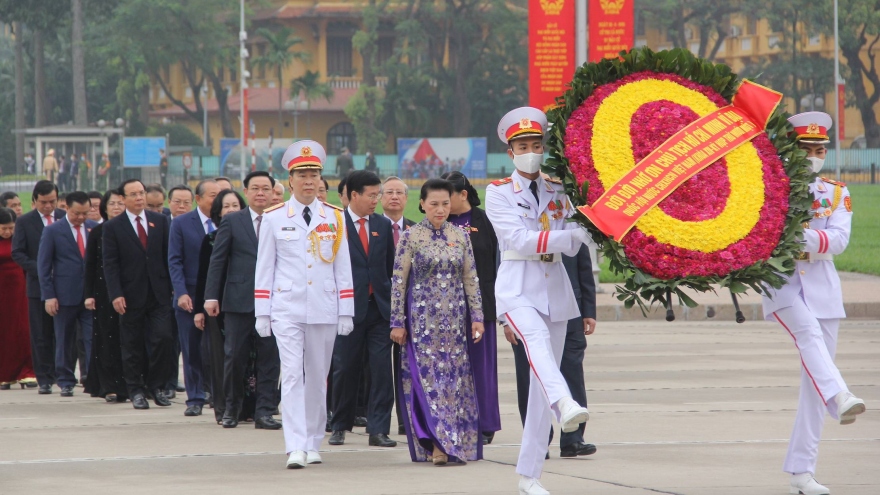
[272,320,336,454]
[505,306,572,479]
[772,298,848,475]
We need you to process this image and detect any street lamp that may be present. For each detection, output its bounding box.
[239,0,248,185]
[800,94,825,112]
[283,97,308,141]
[201,85,209,148]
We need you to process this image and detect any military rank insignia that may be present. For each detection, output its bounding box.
[844,196,852,212]
[315,223,337,233]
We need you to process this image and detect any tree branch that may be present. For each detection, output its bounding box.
[152,69,201,122]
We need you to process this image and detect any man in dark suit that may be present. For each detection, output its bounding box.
[505,243,598,458]
[205,171,282,430]
[380,175,416,434]
[37,192,97,397]
[164,184,194,395]
[11,180,66,394]
[168,179,220,416]
[103,179,176,410]
[329,171,397,448]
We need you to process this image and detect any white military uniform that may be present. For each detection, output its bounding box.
[761,112,855,477]
[254,141,354,456]
[487,107,585,480]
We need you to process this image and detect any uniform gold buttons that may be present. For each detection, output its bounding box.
[800,270,806,275]
[308,281,312,285]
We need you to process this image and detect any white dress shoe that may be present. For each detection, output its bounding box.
[790,473,830,495]
[306,451,322,464]
[835,391,866,425]
[286,451,307,469]
[557,397,590,433]
[518,476,550,495]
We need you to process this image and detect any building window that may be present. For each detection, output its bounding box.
[769,35,780,48]
[635,10,646,36]
[377,37,395,70]
[809,34,821,46]
[327,37,353,76]
[745,16,757,36]
[327,122,357,155]
[741,37,752,51]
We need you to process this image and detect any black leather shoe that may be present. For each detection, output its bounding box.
[368,433,398,447]
[222,410,239,428]
[132,393,150,410]
[482,432,495,445]
[60,386,74,397]
[152,389,172,407]
[165,388,176,399]
[255,416,282,430]
[328,430,345,445]
[38,384,52,395]
[184,405,203,416]
[175,383,186,393]
[560,442,597,458]
[353,416,368,427]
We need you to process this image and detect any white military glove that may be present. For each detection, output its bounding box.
[255,316,272,337]
[337,316,354,336]
[571,227,591,246]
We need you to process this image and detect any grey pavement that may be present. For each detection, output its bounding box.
[1,293,878,494]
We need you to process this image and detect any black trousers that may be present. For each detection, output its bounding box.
[28,297,56,387]
[331,298,394,435]
[512,316,589,448]
[166,312,180,391]
[118,290,175,397]
[392,342,404,430]
[204,315,226,421]
[223,311,280,419]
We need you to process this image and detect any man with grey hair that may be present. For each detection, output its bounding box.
[168,178,221,416]
[380,175,416,434]
[272,181,285,206]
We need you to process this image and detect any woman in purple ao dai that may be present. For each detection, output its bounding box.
[390,179,485,466]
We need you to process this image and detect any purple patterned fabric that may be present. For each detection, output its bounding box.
[391,219,483,462]
[449,209,501,434]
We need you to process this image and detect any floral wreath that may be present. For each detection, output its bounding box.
[545,48,814,315]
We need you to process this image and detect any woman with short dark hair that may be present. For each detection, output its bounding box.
[390,179,485,465]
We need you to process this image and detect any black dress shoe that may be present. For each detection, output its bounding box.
[132,394,150,410]
[184,405,203,416]
[328,430,345,445]
[38,384,52,395]
[165,389,176,399]
[175,383,186,393]
[255,416,282,430]
[368,433,398,447]
[482,432,495,445]
[222,410,239,428]
[60,386,74,397]
[560,442,597,458]
[353,416,368,427]
[152,389,172,407]
[0,384,10,390]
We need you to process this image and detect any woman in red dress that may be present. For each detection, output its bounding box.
[0,207,37,389]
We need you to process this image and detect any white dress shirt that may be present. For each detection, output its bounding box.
[68,220,86,244]
[384,214,404,232]
[249,207,261,235]
[197,208,213,234]
[348,206,369,239]
[126,209,148,235]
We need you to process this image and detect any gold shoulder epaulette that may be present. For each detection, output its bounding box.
[545,176,563,185]
[322,201,344,211]
[264,202,285,213]
[820,177,847,187]
[490,177,512,186]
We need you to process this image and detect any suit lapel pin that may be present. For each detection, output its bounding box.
[149,222,155,227]
[371,231,379,237]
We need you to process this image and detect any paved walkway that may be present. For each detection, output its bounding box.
[1,283,878,494]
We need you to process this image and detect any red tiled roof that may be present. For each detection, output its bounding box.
[149,86,356,118]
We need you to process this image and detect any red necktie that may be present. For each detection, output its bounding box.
[358,218,372,295]
[45,214,53,225]
[76,226,85,258]
[358,218,369,256]
[392,223,400,247]
[135,216,148,249]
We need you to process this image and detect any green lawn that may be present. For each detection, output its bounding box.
[10,184,880,277]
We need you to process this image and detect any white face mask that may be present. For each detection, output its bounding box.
[512,152,543,174]
[807,156,825,174]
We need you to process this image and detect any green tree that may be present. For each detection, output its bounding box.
[290,70,334,139]
[71,0,87,125]
[636,0,744,61]
[345,87,387,154]
[108,0,241,137]
[251,26,311,139]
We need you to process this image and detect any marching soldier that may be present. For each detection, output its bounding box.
[762,111,865,495]
[254,140,355,469]
[485,107,592,495]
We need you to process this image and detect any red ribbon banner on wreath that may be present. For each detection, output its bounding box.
[578,80,783,241]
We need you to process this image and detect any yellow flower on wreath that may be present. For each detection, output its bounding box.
[591,79,764,253]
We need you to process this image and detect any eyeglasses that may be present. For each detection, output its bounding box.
[170,199,192,206]
[126,191,146,198]
[382,190,406,197]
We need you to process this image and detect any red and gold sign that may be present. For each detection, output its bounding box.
[528,0,575,112]
[588,0,633,62]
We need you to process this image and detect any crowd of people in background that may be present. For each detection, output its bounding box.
[0,141,598,490]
